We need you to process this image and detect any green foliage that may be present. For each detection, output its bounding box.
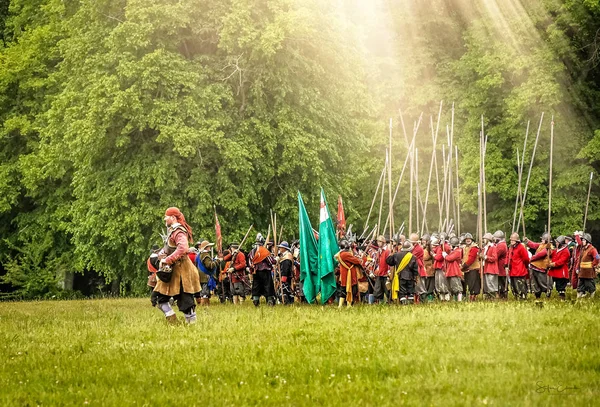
[1,0,600,297]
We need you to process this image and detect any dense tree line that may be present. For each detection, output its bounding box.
[1,0,599,298]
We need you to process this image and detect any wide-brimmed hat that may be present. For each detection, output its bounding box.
[278,241,291,250]
[197,240,214,252]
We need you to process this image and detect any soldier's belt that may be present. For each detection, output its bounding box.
[580,261,593,268]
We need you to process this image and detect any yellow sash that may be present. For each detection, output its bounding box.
[392,253,413,300]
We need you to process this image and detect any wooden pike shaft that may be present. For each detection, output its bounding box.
[548,116,554,236]
[455,145,461,236]
[364,163,386,234]
[584,172,593,232]
[389,119,394,237]
[512,121,530,232]
[518,113,544,235]
[377,157,387,238]
[409,145,414,234]
[422,115,438,235]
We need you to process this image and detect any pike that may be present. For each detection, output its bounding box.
[518,113,544,235]
[548,116,554,236]
[363,163,386,236]
[455,145,461,236]
[377,154,387,238]
[388,118,395,237]
[512,121,530,233]
[583,172,593,232]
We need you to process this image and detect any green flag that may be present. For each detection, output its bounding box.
[318,188,338,304]
[298,191,319,304]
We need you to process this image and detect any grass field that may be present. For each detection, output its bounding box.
[1,295,599,406]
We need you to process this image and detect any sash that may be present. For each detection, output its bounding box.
[196,254,217,291]
[338,254,355,303]
[392,253,413,300]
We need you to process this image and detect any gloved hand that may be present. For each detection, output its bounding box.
[441,252,447,259]
[227,267,235,273]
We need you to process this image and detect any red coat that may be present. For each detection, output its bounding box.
[548,247,570,279]
[433,246,445,270]
[444,248,463,278]
[224,251,246,282]
[412,244,426,277]
[482,244,498,275]
[496,241,508,276]
[337,250,362,286]
[508,243,529,277]
[376,247,390,277]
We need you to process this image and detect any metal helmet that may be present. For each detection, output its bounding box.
[449,232,457,239]
[493,230,505,240]
[540,233,551,243]
[509,233,520,242]
[421,234,431,242]
[431,232,440,240]
[401,241,413,251]
[339,240,350,250]
[449,237,460,247]
[409,233,419,243]
[431,237,440,246]
[483,233,494,241]
[463,232,473,241]
[255,233,265,245]
[439,232,448,241]
[583,233,592,244]
[555,235,566,246]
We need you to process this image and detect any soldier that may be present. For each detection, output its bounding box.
[386,241,419,304]
[195,240,218,306]
[461,233,481,301]
[576,233,599,298]
[433,236,450,301]
[223,242,247,304]
[420,234,435,302]
[409,233,426,304]
[524,233,552,299]
[249,234,276,306]
[494,231,509,299]
[481,233,499,300]
[277,241,295,304]
[507,233,530,300]
[217,249,233,303]
[443,236,464,301]
[335,239,363,307]
[548,236,571,300]
[153,207,201,324]
[374,235,390,304]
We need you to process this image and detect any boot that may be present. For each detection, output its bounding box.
[577,292,584,299]
[202,298,210,306]
[338,298,345,308]
[444,293,450,301]
[166,314,179,325]
[590,291,596,298]
[252,296,260,307]
[195,297,202,305]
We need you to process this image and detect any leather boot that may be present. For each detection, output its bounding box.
[338,298,345,308]
[166,314,179,325]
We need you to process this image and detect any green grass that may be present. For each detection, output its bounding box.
[0,295,599,406]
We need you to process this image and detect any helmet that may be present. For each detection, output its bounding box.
[449,237,460,247]
[339,240,350,250]
[540,233,551,243]
[431,237,440,246]
[463,233,473,241]
[431,232,440,240]
[555,236,566,246]
[255,233,265,245]
[409,233,419,243]
[509,233,520,242]
[439,232,448,241]
[582,233,592,244]
[483,233,494,241]
[421,234,431,242]
[401,241,413,251]
[493,230,505,240]
[449,232,457,239]
[278,241,290,250]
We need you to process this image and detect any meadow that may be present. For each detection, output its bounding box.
[1,296,598,406]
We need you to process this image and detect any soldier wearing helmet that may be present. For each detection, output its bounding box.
[575,232,599,298]
[494,230,509,299]
[547,236,571,300]
[335,239,363,307]
[443,236,464,301]
[386,241,419,304]
[409,233,426,304]
[525,233,553,299]
[460,232,481,301]
[481,233,499,299]
[507,233,530,300]
[420,234,436,302]
[432,235,450,301]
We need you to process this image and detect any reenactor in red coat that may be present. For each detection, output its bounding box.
[481,233,499,300]
[508,233,530,300]
[433,236,450,301]
[443,236,464,301]
[494,231,509,299]
[461,233,481,301]
[575,233,599,298]
[548,236,571,300]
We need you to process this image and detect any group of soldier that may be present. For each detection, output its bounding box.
[147,207,599,324]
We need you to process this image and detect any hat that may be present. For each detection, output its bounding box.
[278,241,291,250]
[197,240,214,252]
[229,242,240,248]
